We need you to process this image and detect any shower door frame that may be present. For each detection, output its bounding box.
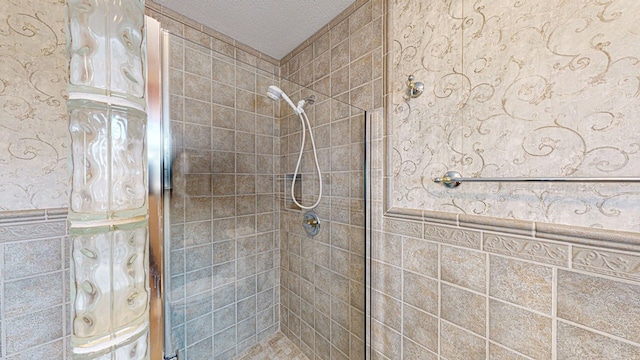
[146,16,172,360]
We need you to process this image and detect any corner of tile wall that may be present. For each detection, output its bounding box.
[145,1,280,72]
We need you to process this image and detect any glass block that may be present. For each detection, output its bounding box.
[68,99,147,221]
[71,220,150,355]
[73,327,149,360]
[66,0,146,105]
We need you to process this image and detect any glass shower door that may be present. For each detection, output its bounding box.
[163,32,282,359]
[156,30,370,360]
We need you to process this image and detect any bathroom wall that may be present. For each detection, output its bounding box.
[0,0,70,358]
[370,0,640,359]
[277,1,384,359]
[0,0,284,358]
[389,0,640,232]
[0,0,68,211]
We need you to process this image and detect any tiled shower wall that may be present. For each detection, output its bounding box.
[277,95,367,360]
[277,0,384,359]
[163,30,281,358]
[370,0,640,359]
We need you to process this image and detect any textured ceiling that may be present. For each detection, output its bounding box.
[158,0,356,60]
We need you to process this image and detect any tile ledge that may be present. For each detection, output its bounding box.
[384,208,640,252]
[0,208,68,224]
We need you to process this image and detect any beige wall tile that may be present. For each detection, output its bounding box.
[403,271,438,316]
[403,305,438,353]
[372,320,401,360]
[332,40,351,71]
[441,245,486,293]
[349,1,372,35]
[313,31,331,57]
[185,46,211,78]
[331,118,351,147]
[557,321,640,359]
[402,338,437,360]
[350,21,378,60]
[489,300,552,359]
[440,321,486,360]
[184,72,211,102]
[441,284,486,336]
[350,52,373,89]
[403,237,438,278]
[213,58,236,85]
[184,98,211,126]
[331,17,350,48]
[488,343,529,360]
[489,255,553,314]
[314,51,331,82]
[331,65,350,96]
[558,269,640,343]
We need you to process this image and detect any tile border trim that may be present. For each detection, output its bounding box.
[0,208,68,224]
[386,207,640,253]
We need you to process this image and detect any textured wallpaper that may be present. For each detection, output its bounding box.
[390,0,640,231]
[0,0,68,210]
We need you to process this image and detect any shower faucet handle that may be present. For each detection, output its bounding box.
[302,211,321,236]
[304,218,318,226]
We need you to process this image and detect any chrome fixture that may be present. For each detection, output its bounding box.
[267,85,323,209]
[302,211,321,236]
[302,94,315,107]
[407,75,424,98]
[433,170,640,189]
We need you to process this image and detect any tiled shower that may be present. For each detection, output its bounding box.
[165,33,283,357]
[158,12,369,358]
[4,0,640,359]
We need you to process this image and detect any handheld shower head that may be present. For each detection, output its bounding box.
[266,85,300,114]
[266,85,282,101]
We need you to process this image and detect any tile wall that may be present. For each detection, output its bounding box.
[276,92,367,360]
[387,0,640,232]
[0,1,285,358]
[161,28,281,359]
[277,0,384,359]
[370,214,640,359]
[0,0,68,211]
[369,0,640,358]
[0,209,70,358]
[0,0,70,358]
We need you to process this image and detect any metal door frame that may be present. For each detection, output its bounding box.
[146,16,173,360]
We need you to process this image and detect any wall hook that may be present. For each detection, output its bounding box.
[407,75,424,98]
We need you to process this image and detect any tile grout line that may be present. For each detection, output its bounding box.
[437,242,441,358]
[486,248,490,359]
[62,236,68,359]
[1,243,5,359]
[552,266,558,360]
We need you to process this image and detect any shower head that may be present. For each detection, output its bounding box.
[267,85,301,115]
[266,85,282,101]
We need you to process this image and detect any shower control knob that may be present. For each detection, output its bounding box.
[302,211,321,236]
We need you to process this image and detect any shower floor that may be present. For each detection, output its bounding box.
[235,332,309,360]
